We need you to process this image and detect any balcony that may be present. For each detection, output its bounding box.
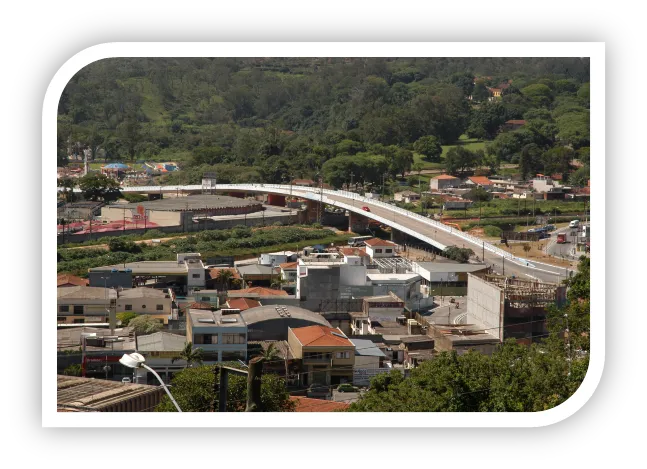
[303,355,333,365]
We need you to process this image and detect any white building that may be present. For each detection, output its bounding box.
[430,174,461,191]
[259,251,297,266]
[363,238,398,259]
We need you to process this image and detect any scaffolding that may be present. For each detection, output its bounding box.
[481,274,559,308]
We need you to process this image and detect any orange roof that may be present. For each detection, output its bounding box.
[226,298,261,311]
[467,176,493,185]
[290,325,353,347]
[57,274,89,287]
[208,268,241,281]
[339,247,369,257]
[290,396,350,412]
[364,238,397,247]
[183,302,215,312]
[279,262,298,270]
[434,174,459,180]
[234,287,288,297]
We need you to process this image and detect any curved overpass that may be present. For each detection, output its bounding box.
[62,183,576,282]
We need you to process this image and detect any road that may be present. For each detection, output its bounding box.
[322,192,574,284]
[546,226,586,260]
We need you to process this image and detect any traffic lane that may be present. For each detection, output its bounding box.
[324,194,569,283]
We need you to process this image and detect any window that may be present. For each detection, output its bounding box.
[57,317,66,323]
[201,297,210,302]
[335,352,343,359]
[125,304,133,311]
[59,305,69,313]
[192,274,200,278]
[375,249,382,253]
[156,304,164,311]
[73,318,84,324]
[222,333,246,345]
[304,352,332,360]
[344,351,350,359]
[141,305,146,309]
[73,305,83,315]
[385,249,392,254]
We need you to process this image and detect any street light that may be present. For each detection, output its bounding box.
[119,353,183,412]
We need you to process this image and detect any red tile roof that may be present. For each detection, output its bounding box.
[226,298,261,311]
[234,287,289,297]
[290,325,353,347]
[208,268,241,281]
[434,174,459,180]
[57,274,89,287]
[279,262,298,270]
[290,396,350,412]
[364,238,397,247]
[339,247,369,257]
[467,176,493,185]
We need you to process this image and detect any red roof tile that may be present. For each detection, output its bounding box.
[226,298,261,311]
[290,325,353,347]
[363,238,397,247]
[208,268,241,281]
[279,262,298,270]
[290,396,350,412]
[339,247,369,257]
[434,174,459,180]
[467,176,493,185]
[57,274,89,287]
[234,287,288,297]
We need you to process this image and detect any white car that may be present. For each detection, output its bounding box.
[122,377,132,384]
[569,220,580,228]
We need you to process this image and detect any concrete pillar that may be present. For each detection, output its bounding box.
[348,211,353,232]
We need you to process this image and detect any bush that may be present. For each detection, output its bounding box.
[63,364,82,376]
[129,315,163,335]
[443,246,474,263]
[117,312,138,326]
[483,225,503,237]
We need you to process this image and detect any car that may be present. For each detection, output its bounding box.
[544,224,556,231]
[569,220,580,228]
[121,377,132,384]
[527,228,537,233]
[361,206,371,212]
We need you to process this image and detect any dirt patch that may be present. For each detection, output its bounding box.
[498,241,576,268]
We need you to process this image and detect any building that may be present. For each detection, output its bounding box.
[441,196,473,211]
[186,310,248,362]
[412,261,488,296]
[226,297,261,312]
[237,264,282,286]
[366,273,423,307]
[227,286,289,299]
[57,375,164,412]
[58,201,104,220]
[89,253,206,294]
[99,195,263,227]
[532,176,563,193]
[466,273,566,342]
[465,176,493,190]
[206,267,241,290]
[288,325,355,386]
[362,293,406,320]
[350,337,388,386]
[57,274,89,288]
[259,251,297,266]
[503,119,526,131]
[116,287,174,324]
[279,261,298,283]
[363,238,398,259]
[133,331,190,384]
[394,190,421,203]
[430,174,461,191]
[193,289,220,306]
[242,304,331,341]
[57,286,117,325]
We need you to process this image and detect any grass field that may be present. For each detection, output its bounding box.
[413,135,490,170]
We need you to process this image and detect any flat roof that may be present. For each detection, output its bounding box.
[136,331,187,352]
[118,287,169,299]
[57,286,117,301]
[415,262,488,273]
[57,375,161,410]
[90,261,189,274]
[367,273,421,283]
[189,310,245,328]
[121,194,261,211]
[241,305,330,327]
[350,339,387,357]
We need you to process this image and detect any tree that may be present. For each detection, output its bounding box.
[108,238,142,253]
[63,364,82,376]
[472,81,490,102]
[555,111,590,149]
[523,243,532,255]
[78,173,121,202]
[443,246,474,263]
[155,364,295,412]
[463,187,492,202]
[519,144,543,180]
[57,177,77,203]
[129,315,163,335]
[216,269,234,290]
[256,342,281,361]
[542,146,575,179]
[413,135,442,161]
[171,342,204,368]
[520,83,553,108]
[570,165,590,187]
[467,101,507,140]
[444,146,479,175]
[116,312,138,327]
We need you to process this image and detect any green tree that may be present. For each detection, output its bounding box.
[155,364,295,412]
[555,111,590,149]
[471,81,490,102]
[520,83,553,108]
[570,165,590,187]
[463,187,492,202]
[256,342,281,360]
[413,135,442,161]
[171,342,204,368]
[444,146,478,175]
[542,146,575,178]
[519,143,543,180]
[129,315,163,335]
[63,364,82,376]
[108,237,142,253]
[216,269,234,290]
[443,246,474,263]
[116,312,138,327]
[78,173,121,202]
[57,177,77,203]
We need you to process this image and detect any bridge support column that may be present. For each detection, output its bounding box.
[348,212,353,232]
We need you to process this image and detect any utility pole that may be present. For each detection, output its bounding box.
[502,256,505,276]
[246,357,264,412]
[482,241,485,262]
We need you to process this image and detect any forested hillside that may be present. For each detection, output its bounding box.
[57,57,590,187]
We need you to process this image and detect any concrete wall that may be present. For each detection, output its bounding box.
[466,274,504,341]
[88,271,133,289]
[116,296,172,315]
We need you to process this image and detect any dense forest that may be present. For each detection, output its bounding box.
[58,57,590,188]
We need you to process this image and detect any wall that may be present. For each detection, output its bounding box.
[354,355,380,369]
[88,271,133,289]
[116,296,172,316]
[466,274,504,341]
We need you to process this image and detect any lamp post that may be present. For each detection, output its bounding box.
[120,353,183,412]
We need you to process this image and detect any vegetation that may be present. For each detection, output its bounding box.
[171,342,204,368]
[63,364,82,377]
[348,257,590,412]
[116,312,138,326]
[128,315,163,335]
[155,363,295,412]
[59,58,589,187]
[443,246,475,263]
[78,173,121,201]
[482,225,503,237]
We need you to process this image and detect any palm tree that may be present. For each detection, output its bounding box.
[256,342,281,361]
[216,269,234,291]
[171,342,204,368]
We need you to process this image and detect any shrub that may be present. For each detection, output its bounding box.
[483,225,503,237]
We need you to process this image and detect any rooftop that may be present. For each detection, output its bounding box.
[290,396,350,412]
[241,305,330,327]
[189,310,245,328]
[237,264,280,276]
[367,273,421,283]
[290,325,353,347]
[208,267,241,280]
[57,274,89,287]
[226,297,261,311]
[434,174,460,180]
[57,375,162,411]
[364,238,397,247]
[467,176,493,185]
[279,262,298,270]
[90,261,189,274]
[118,287,168,299]
[121,194,261,212]
[136,331,187,352]
[57,286,117,301]
[229,287,288,297]
[414,262,488,273]
[339,247,370,258]
[350,339,387,357]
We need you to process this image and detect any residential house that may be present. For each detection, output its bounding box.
[362,293,405,320]
[288,325,356,386]
[206,267,241,290]
[225,297,261,312]
[227,287,289,298]
[429,174,461,191]
[186,310,248,362]
[487,87,502,100]
[442,196,473,211]
[237,264,282,287]
[57,274,89,288]
[412,261,488,296]
[532,176,562,193]
[57,286,117,325]
[132,331,190,385]
[193,289,219,307]
[338,247,371,265]
[279,262,298,283]
[394,190,421,203]
[367,272,428,311]
[363,238,398,259]
[116,287,173,324]
[350,338,389,386]
[503,119,526,131]
[259,251,297,266]
[465,176,493,190]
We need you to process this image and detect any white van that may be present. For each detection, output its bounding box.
[569,220,580,228]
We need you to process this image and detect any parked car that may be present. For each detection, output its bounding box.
[361,206,371,212]
[569,220,580,228]
[544,224,556,231]
[121,377,132,384]
[337,383,358,393]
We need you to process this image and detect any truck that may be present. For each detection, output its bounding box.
[556,233,567,244]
